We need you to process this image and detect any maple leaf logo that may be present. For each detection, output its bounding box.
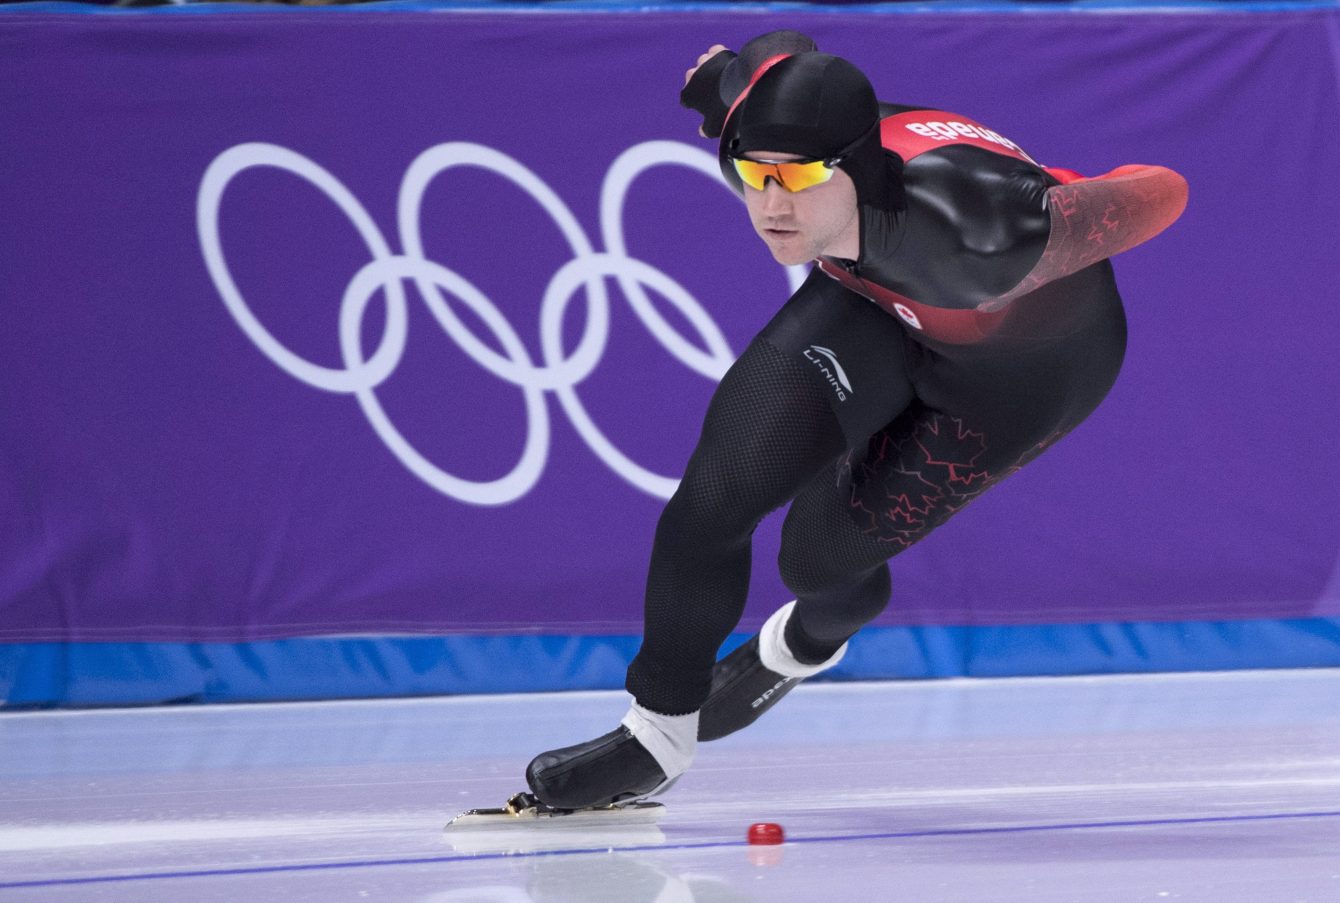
[845,413,998,546]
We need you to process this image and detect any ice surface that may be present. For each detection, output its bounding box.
[2,670,1339,901]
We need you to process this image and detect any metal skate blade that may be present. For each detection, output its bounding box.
[443,794,665,853]
[445,799,665,830]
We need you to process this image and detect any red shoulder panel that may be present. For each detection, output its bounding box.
[880,110,1038,165]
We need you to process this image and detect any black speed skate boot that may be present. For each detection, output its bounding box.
[526,727,668,810]
[526,704,697,810]
[698,635,797,741]
[698,601,847,742]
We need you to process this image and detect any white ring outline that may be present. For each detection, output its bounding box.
[339,254,550,505]
[197,139,800,504]
[198,143,408,393]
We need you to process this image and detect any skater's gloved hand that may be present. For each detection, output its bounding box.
[680,44,734,138]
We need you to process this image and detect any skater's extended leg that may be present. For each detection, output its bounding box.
[626,268,919,720]
[626,335,850,714]
[528,272,933,803]
[527,335,847,808]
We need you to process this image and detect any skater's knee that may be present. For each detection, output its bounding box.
[782,559,890,614]
[777,544,828,597]
[779,534,893,641]
[777,517,888,598]
[655,468,767,551]
[782,567,890,662]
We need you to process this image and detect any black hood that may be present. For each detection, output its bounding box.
[720,52,901,216]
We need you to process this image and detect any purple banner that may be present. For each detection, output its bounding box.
[2,8,1339,644]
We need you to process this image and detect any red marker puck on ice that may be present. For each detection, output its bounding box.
[747,822,785,845]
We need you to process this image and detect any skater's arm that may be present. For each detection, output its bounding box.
[875,106,1187,308]
[990,164,1189,307]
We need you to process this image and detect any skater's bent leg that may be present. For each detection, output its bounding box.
[626,336,846,715]
[694,477,893,742]
[777,461,897,663]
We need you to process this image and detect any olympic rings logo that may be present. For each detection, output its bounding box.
[196,141,804,506]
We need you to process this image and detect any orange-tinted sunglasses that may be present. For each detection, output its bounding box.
[729,122,880,193]
[730,156,838,193]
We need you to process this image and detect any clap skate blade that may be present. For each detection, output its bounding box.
[444,791,665,830]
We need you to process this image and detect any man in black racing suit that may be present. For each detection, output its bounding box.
[525,30,1188,811]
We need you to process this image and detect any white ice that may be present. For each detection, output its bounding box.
[2,669,1339,901]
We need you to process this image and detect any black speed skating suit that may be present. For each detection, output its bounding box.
[624,36,1188,717]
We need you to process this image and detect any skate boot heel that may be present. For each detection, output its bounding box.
[526,726,669,810]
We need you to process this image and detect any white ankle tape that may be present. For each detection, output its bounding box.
[620,702,697,780]
[758,600,848,679]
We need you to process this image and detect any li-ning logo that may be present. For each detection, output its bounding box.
[803,345,854,401]
[197,140,809,506]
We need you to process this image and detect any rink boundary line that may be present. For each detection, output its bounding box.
[4,808,1339,890]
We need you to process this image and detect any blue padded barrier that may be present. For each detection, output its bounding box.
[4,618,1339,707]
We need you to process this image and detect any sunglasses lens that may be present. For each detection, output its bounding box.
[775,161,835,192]
[731,158,772,190]
[731,158,835,192]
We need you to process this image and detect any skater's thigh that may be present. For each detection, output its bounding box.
[778,457,896,589]
[841,398,1059,552]
[756,267,918,447]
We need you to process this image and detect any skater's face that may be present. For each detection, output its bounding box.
[739,151,860,266]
